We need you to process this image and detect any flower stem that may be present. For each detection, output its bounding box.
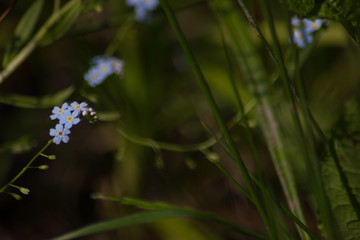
[0,139,53,195]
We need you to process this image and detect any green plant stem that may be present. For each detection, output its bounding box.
[257,1,316,239]
[0,0,79,83]
[0,139,53,194]
[235,0,277,66]
[159,1,275,239]
[218,21,263,182]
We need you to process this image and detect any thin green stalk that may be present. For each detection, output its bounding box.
[159,1,276,239]
[0,139,53,194]
[257,2,309,239]
[0,0,79,83]
[218,22,263,182]
[235,0,277,66]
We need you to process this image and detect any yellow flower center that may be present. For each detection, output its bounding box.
[57,109,63,114]
[101,66,108,72]
[91,74,98,80]
[67,116,73,122]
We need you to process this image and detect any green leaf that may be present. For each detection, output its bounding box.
[14,0,44,43]
[40,0,82,46]
[282,0,360,45]
[0,86,75,109]
[2,0,44,67]
[321,99,360,239]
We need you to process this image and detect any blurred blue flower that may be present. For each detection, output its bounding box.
[292,29,312,48]
[109,57,124,75]
[291,16,324,48]
[50,102,69,120]
[84,67,106,87]
[304,19,325,33]
[126,0,159,22]
[85,55,124,87]
[50,124,71,144]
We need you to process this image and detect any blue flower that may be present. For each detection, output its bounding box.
[85,55,124,87]
[126,0,159,22]
[70,101,88,116]
[59,110,81,129]
[50,124,71,144]
[49,101,96,145]
[109,57,124,75]
[304,19,325,33]
[50,102,69,120]
[84,67,106,87]
[290,16,324,48]
[292,29,313,48]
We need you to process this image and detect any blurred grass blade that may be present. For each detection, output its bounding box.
[0,86,74,108]
[40,0,82,45]
[3,0,44,67]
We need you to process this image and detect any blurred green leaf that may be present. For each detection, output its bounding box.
[322,99,360,239]
[2,0,44,67]
[40,0,82,46]
[14,0,44,43]
[282,0,360,45]
[0,86,74,108]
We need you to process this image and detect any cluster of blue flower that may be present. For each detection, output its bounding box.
[84,56,124,87]
[291,17,325,48]
[126,0,159,22]
[49,102,96,144]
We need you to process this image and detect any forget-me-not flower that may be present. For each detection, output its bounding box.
[70,101,88,116]
[84,55,124,87]
[84,67,106,87]
[49,101,96,144]
[126,0,159,22]
[50,102,69,120]
[59,111,81,129]
[291,16,325,48]
[50,124,71,144]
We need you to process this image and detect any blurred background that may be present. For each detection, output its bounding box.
[0,0,359,239]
